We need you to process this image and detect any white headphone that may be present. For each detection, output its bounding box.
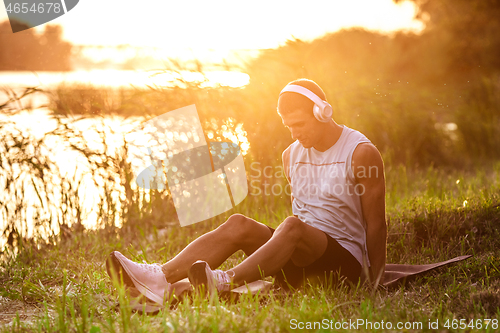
[279,84,333,122]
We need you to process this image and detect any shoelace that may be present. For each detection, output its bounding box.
[212,270,232,291]
[140,261,163,274]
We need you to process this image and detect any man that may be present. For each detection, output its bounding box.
[108,78,387,303]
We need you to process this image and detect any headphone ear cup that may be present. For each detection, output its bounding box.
[313,101,333,122]
[323,103,333,120]
[312,104,322,122]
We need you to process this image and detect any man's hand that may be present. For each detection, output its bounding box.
[352,143,387,287]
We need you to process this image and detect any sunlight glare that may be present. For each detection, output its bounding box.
[3,0,426,63]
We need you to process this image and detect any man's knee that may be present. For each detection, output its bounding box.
[218,214,271,251]
[218,214,254,238]
[275,216,304,242]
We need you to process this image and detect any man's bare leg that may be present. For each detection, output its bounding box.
[229,216,328,286]
[162,214,272,283]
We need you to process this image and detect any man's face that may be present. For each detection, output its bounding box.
[279,108,321,149]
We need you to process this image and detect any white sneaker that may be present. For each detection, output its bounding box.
[107,251,171,305]
[188,260,232,294]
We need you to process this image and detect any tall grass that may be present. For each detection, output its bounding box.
[0,87,138,255]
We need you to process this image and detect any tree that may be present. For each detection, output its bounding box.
[396,0,500,76]
[0,20,72,71]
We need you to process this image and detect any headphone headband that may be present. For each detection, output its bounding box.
[279,84,333,122]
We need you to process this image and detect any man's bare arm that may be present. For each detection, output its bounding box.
[352,143,387,285]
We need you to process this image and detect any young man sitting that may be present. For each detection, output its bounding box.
[107,78,387,304]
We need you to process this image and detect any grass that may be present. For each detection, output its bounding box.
[1,164,499,332]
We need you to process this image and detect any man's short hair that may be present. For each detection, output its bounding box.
[277,79,327,116]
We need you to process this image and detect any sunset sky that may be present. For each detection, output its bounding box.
[1,0,424,61]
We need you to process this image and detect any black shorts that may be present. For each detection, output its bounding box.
[268,226,361,289]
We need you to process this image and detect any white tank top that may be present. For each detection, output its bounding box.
[287,125,371,265]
